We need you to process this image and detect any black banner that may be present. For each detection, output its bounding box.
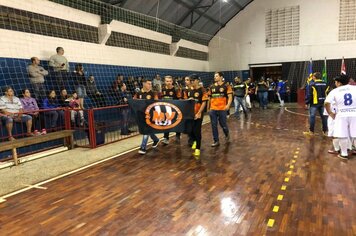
[128,99,195,135]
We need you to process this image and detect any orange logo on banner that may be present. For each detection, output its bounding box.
[145,102,183,130]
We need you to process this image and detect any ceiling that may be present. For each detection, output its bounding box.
[98,0,253,38]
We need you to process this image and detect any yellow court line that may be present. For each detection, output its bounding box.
[267,219,275,227]
[281,185,287,190]
[272,206,279,212]
[284,177,290,182]
[289,165,294,169]
[277,195,284,200]
[287,171,292,175]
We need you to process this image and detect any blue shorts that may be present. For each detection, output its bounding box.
[76,85,87,98]
[1,114,32,124]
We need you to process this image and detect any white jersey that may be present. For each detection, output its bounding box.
[325,85,356,117]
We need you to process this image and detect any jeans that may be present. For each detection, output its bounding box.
[257,91,268,108]
[309,105,327,132]
[120,108,130,134]
[45,110,64,128]
[140,134,159,150]
[31,82,47,102]
[234,96,247,116]
[209,110,229,142]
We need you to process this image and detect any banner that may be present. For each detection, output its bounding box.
[128,99,195,135]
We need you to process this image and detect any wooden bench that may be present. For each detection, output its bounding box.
[0,130,75,166]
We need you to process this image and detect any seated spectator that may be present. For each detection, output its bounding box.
[0,87,33,140]
[20,89,45,135]
[72,64,86,109]
[49,47,69,92]
[59,89,70,108]
[43,90,64,129]
[86,75,106,107]
[68,92,85,127]
[27,57,48,102]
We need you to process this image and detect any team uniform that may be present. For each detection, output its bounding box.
[233,82,247,117]
[325,85,356,158]
[276,80,287,107]
[208,82,233,145]
[161,86,181,144]
[186,86,208,157]
[134,89,160,154]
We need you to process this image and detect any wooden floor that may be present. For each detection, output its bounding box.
[0,107,355,235]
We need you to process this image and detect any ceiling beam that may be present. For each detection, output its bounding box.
[230,0,243,9]
[175,0,204,26]
[173,0,223,27]
[188,0,219,29]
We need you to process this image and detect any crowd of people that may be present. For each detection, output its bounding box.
[303,72,356,160]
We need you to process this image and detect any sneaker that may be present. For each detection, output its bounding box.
[194,149,200,159]
[152,139,160,148]
[191,141,197,150]
[211,141,220,147]
[303,131,314,136]
[138,148,146,155]
[41,129,47,135]
[322,131,328,137]
[34,130,41,136]
[8,136,15,141]
[162,138,169,145]
[338,154,349,160]
[328,149,339,154]
[26,133,34,137]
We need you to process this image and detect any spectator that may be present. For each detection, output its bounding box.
[27,57,48,101]
[72,64,86,109]
[111,74,124,103]
[118,83,132,135]
[68,92,85,127]
[59,89,70,108]
[43,90,64,129]
[153,74,162,93]
[49,47,69,92]
[0,87,33,140]
[87,75,106,107]
[255,77,269,109]
[126,76,135,94]
[20,89,44,135]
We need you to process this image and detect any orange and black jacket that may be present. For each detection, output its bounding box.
[133,89,158,100]
[208,82,233,110]
[187,87,208,114]
[161,86,181,100]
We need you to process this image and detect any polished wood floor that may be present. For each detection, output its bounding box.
[0,107,355,235]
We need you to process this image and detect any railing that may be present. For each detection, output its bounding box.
[0,105,139,160]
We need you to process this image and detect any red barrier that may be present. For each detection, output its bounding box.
[297,89,305,107]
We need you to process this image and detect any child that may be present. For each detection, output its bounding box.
[68,92,85,126]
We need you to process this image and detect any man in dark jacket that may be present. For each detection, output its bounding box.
[87,75,106,107]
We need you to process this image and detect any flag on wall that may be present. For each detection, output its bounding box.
[322,57,327,83]
[308,58,313,75]
[128,99,195,135]
[341,57,346,75]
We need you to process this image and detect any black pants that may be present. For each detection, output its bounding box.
[164,132,181,140]
[191,118,203,149]
[88,93,106,107]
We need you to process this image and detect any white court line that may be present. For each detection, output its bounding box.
[0,146,141,202]
[284,107,321,118]
[23,184,47,190]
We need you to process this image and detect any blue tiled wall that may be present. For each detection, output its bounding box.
[0,57,241,160]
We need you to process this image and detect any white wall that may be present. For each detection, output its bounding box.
[0,0,209,71]
[209,0,356,71]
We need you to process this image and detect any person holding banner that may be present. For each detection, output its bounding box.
[207,72,233,147]
[161,75,182,145]
[186,75,208,158]
[134,78,161,155]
